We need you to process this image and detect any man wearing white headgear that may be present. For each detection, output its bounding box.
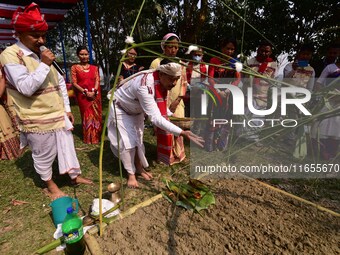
[149,33,188,165]
[107,62,203,188]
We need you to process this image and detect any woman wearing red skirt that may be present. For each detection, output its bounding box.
[71,46,102,144]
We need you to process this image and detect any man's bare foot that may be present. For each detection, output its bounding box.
[45,180,67,200]
[127,174,139,188]
[137,169,153,181]
[73,176,94,185]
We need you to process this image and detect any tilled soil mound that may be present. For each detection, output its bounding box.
[96,179,340,255]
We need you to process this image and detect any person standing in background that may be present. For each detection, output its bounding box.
[71,46,102,144]
[245,41,278,109]
[150,33,188,165]
[205,38,241,151]
[311,43,340,78]
[283,43,315,157]
[284,43,315,91]
[311,57,340,160]
[118,48,144,82]
[0,65,21,160]
[150,33,188,117]
[185,46,208,135]
[243,41,278,145]
[0,3,93,200]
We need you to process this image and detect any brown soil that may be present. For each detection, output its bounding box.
[96,179,340,255]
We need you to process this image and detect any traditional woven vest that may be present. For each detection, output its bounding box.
[247,58,277,107]
[290,65,314,88]
[0,44,65,133]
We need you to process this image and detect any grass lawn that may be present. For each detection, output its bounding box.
[0,94,339,254]
[0,96,191,254]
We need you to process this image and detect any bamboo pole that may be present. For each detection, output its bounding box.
[255,180,340,217]
[194,172,340,217]
[87,193,163,235]
[84,233,103,255]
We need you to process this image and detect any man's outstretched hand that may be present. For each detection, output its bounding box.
[180,130,205,148]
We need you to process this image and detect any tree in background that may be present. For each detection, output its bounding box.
[50,0,338,88]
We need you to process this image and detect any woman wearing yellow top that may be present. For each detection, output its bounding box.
[149,33,188,165]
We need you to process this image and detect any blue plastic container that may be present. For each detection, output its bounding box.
[50,196,79,227]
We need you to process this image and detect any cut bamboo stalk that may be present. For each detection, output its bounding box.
[194,172,340,217]
[84,233,103,255]
[87,193,163,235]
[35,238,63,254]
[255,180,340,217]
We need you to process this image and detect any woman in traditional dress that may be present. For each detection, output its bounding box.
[0,66,21,160]
[149,33,188,165]
[205,38,241,152]
[71,46,102,144]
[118,48,144,82]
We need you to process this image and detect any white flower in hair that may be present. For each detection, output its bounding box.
[235,62,243,73]
[125,36,135,44]
[185,45,199,55]
[120,49,127,54]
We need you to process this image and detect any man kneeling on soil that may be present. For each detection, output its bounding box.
[0,3,93,200]
[107,62,204,188]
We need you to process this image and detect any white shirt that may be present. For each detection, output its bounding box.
[109,71,182,136]
[3,41,71,112]
[317,63,339,86]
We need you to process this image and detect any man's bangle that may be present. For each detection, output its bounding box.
[83,88,88,95]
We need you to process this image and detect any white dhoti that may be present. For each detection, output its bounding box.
[107,103,149,175]
[23,115,81,181]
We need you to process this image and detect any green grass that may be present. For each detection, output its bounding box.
[0,95,339,254]
[0,97,190,254]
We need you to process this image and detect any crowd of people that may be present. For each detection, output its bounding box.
[0,2,339,195]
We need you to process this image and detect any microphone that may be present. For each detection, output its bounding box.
[39,46,65,75]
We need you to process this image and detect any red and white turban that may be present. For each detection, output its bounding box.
[11,2,48,32]
[161,33,180,51]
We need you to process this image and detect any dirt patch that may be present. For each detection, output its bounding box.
[96,179,339,255]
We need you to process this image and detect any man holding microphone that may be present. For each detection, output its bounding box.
[0,2,92,200]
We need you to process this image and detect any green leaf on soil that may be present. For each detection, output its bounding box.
[162,178,215,213]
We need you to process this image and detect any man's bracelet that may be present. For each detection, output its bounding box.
[83,88,88,96]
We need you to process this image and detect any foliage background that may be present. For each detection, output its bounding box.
[47,0,339,87]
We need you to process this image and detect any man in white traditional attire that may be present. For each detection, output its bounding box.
[107,62,204,188]
[0,2,93,200]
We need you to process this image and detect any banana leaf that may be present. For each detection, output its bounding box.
[162,179,215,213]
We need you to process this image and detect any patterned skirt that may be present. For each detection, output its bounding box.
[0,104,21,160]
